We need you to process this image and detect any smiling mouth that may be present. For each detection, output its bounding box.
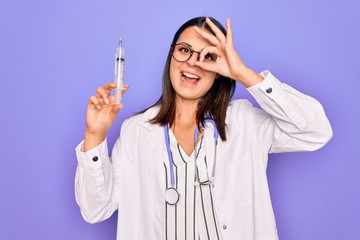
[181,72,200,84]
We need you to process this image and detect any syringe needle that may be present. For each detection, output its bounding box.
[119,25,123,47]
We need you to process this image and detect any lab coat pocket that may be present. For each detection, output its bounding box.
[230,159,254,207]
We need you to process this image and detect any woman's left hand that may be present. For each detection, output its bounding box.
[194,18,263,87]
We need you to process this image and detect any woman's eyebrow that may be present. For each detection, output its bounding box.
[177,42,192,48]
[177,42,207,52]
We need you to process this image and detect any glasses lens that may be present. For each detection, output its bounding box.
[172,44,191,62]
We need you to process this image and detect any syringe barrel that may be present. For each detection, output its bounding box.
[114,46,125,104]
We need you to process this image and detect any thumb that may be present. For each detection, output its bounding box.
[112,103,124,114]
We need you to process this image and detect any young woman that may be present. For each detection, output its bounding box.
[75,16,332,240]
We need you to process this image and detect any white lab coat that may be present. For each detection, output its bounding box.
[75,71,332,240]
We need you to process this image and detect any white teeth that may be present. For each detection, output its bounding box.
[182,72,199,79]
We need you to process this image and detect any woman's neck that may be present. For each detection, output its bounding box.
[174,98,198,124]
[171,98,200,156]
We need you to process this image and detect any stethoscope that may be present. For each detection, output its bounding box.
[164,119,219,205]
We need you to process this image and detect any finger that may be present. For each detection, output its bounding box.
[122,84,129,94]
[112,103,124,114]
[205,17,226,43]
[104,82,117,92]
[198,46,220,62]
[194,60,218,73]
[225,18,234,47]
[89,95,102,109]
[193,26,219,47]
[109,84,129,104]
[96,86,110,104]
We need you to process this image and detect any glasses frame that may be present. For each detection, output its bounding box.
[171,43,204,63]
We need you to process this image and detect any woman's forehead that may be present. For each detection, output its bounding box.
[176,27,213,49]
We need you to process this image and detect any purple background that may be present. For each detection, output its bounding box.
[1,0,359,239]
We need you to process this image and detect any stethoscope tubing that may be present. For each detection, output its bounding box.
[164,124,176,187]
[164,120,219,190]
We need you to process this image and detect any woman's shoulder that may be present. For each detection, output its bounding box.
[227,99,254,113]
[225,99,261,124]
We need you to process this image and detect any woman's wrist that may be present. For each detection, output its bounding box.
[233,66,264,88]
[84,131,106,152]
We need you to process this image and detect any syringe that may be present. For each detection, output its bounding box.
[114,30,125,104]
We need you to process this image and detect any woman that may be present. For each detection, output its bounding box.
[75,17,332,240]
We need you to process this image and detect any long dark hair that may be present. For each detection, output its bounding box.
[146,16,236,141]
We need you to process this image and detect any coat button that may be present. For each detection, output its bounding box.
[222,225,227,230]
[266,87,272,93]
[92,156,99,162]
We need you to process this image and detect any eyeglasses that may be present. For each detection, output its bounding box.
[171,43,217,63]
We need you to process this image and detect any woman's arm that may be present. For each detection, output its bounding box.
[195,18,332,152]
[75,138,119,223]
[74,83,129,223]
[247,71,333,153]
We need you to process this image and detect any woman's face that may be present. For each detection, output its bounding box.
[169,26,217,103]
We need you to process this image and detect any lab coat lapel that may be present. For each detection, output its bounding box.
[135,111,166,237]
[138,112,167,191]
[204,114,231,180]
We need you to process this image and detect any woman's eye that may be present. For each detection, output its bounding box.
[179,47,190,53]
[204,54,217,62]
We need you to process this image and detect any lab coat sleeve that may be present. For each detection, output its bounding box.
[246,71,333,153]
[74,138,118,223]
[74,118,133,223]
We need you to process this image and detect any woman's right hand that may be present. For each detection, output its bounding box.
[84,82,128,151]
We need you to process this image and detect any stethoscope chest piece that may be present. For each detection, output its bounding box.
[165,187,180,205]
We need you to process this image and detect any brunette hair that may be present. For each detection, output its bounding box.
[146,16,236,141]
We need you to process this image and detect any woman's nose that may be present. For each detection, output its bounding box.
[187,52,200,67]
